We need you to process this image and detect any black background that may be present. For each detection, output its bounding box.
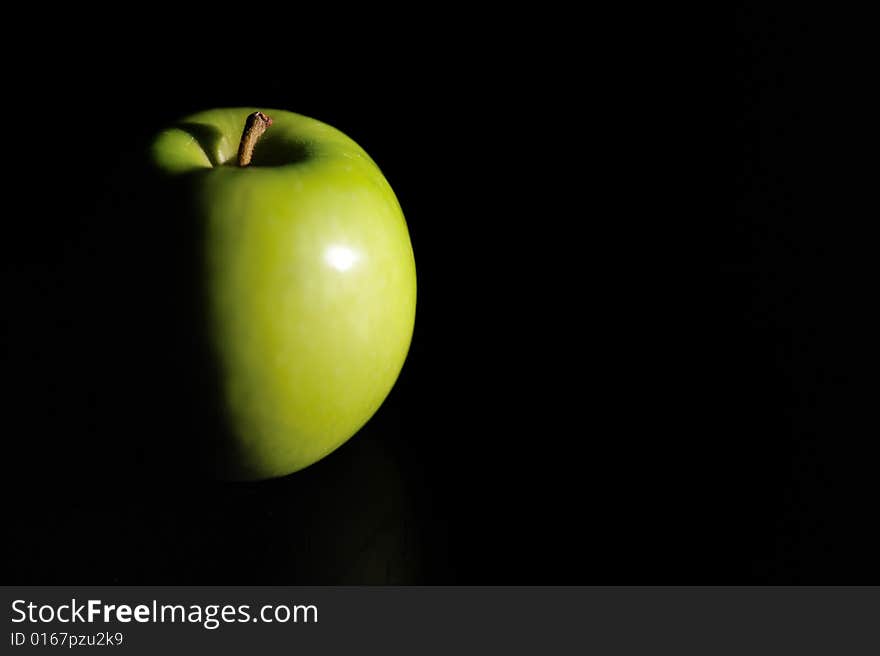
[2,11,873,584]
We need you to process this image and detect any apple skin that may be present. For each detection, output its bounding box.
[151,108,416,481]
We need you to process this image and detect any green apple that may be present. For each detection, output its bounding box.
[150,108,416,481]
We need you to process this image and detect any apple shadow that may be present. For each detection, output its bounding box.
[174,122,226,167]
[119,125,313,486]
[247,133,310,167]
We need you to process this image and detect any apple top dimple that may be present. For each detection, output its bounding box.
[152,108,375,175]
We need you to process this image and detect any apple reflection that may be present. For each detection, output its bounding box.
[19,422,420,585]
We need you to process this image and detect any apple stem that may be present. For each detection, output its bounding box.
[237,111,273,166]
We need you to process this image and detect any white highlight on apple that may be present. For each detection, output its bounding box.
[324,245,358,272]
